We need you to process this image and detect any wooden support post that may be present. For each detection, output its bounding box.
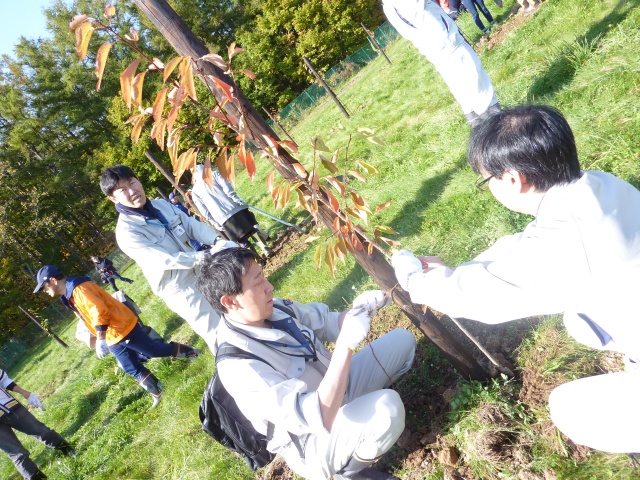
[361,23,392,64]
[131,0,488,380]
[144,150,189,198]
[18,305,68,348]
[262,107,297,144]
[302,56,350,119]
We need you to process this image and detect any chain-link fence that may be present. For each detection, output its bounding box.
[270,21,399,132]
[0,249,134,370]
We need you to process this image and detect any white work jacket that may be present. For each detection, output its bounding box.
[407,171,640,359]
[115,199,220,296]
[216,299,341,469]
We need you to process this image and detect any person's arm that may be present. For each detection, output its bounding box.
[394,224,582,323]
[0,371,45,410]
[317,290,389,430]
[316,332,352,431]
[169,200,221,246]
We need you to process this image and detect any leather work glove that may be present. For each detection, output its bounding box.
[28,392,45,411]
[352,290,390,318]
[391,250,423,291]
[337,308,371,351]
[96,339,110,359]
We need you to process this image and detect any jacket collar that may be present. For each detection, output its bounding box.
[61,276,92,310]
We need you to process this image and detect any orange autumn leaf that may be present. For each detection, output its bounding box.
[94,42,113,91]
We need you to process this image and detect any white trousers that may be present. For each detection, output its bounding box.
[384,0,498,115]
[161,282,220,352]
[548,368,640,453]
[290,328,416,480]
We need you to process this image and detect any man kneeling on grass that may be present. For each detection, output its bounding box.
[197,248,416,480]
[34,265,200,407]
[392,105,640,455]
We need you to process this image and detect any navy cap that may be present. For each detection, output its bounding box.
[169,192,176,200]
[33,265,63,293]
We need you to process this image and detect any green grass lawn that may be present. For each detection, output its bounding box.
[3,0,640,477]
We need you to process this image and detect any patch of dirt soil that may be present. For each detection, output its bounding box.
[262,224,313,277]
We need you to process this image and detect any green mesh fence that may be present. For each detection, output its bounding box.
[270,21,399,132]
[0,248,135,370]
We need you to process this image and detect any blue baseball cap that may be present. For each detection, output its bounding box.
[169,192,177,200]
[33,265,63,293]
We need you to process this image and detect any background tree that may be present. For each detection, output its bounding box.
[235,0,385,109]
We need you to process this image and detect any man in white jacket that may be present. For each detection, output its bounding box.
[100,165,235,352]
[197,247,416,480]
[392,105,640,453]
[383,0,500,126]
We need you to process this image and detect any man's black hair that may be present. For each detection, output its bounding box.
[100,165,138,196]
[468,105,581,192]
[197,248,261,315]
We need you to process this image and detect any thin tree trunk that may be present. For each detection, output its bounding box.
[132,0,488,380]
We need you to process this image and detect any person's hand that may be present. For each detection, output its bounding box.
[337,308,371,351]
[352,290,390,317]
[96,339,110,359]
[392,250,423,290]
[209,238,238,254]
[28,392,45,411]
[418,256,448,272]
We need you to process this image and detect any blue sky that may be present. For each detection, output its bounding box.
[0,0,53,57]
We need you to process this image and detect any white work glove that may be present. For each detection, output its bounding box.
[209,238,238,254]
[337,308,371,351]
[28,392,45,411]
[392,250,423,291]
[96,339,110,359]
[352,290,390,318]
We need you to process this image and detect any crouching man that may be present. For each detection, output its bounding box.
[197,248,416,480]
[34,265,200,407]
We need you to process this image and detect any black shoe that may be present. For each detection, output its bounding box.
[335,468,400,480]
[32,470,48,480]
[55,439,76,457]
[125,279,134,284]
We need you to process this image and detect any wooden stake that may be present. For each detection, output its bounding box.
[302,56,350,119]
[18,305,68,348]
[361,23,392,64]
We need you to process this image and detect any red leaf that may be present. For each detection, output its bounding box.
[212,76,235,103]
[152,88,168,123]
[280,140,299,153]
[94,42,113,91]
[292,163,307,179]
[120,59,142,111]
[326,188,340,213]
[69,14,89,32]
[324,176,346,197]
[266,170,276,193]
[163,56,183,83]
[75,21,94,61]
[351,233,364,251]
[200,53,228,70]
[374,201,392,214]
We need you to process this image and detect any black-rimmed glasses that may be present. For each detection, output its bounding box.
[475,175,494,191]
